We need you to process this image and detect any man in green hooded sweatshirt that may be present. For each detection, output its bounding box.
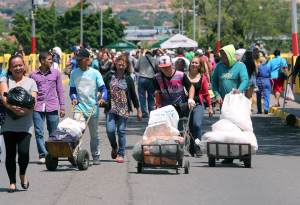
[212,44,249,105]
[211,44,249,164]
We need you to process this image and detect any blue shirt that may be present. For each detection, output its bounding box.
[268,56,288,79]
[69,67,105,117]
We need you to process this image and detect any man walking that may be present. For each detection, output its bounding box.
[30,52,65,164]
[135,51,156,118]
[69,48,107,165]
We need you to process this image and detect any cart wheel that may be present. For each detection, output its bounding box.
[45,154,58,171]
[137,162,142,173]
[77,149,89,170]
[208,157,216,167]
[244,158,251,168]
[68,157,77,166]
[184,160,190,174]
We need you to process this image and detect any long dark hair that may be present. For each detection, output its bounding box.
[242,50,256,77]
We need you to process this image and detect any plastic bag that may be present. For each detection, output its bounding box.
[212,119,241,132]
[148,105,179,129]
[6,86,35,109]
[284,84,295,101]
[57,118,86,137]
[199,131,258,155]
[220,93,253,131]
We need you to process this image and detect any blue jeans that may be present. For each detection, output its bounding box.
[33,111,59,158]
[138,76,155,116]
[189,104,204,140]
[256,79,271,113]
[106,113,127,157]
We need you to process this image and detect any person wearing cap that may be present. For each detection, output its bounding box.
[172,47,190,73]
[154,54,187,108]
[69,48,108,165]
[211,44,249,164]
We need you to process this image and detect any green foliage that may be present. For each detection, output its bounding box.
[0,40,18,55]
[10,1,124,53]
[171,0,291,51]
[117,9,173,26]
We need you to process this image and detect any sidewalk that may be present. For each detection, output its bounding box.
[269,93,300,127]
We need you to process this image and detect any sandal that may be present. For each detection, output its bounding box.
[116,155,124,163]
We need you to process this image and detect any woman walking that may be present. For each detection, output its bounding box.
[185,56,213,156]
[104,55,142,163]
[0,55,37,192]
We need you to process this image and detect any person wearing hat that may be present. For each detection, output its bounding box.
[69,48,108,165]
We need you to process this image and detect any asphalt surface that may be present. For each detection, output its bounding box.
[1,98,300,205]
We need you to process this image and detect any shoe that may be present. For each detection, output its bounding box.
[116,155,124,163]
[142,114,149,118]
[264,110,269,114]
[21,181,29,190]
[111,149,118,159]
[92,159,101,165]
[221,158,234,164]
[38,157,45,164]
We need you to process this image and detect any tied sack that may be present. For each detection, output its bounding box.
[57,118,85,137]
[220,93,253,132]
[148,105,179,129]
[6,86,35,109]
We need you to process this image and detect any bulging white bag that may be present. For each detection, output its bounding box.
[143,122,180,139]
[57,118,86,137]
[148,105,179,129]
[199,131,258,155]
[212,119,241,132]
[220,93,253,132]
[284,84,295,101]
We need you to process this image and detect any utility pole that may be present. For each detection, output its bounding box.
[80,0,83,47]
[181,0,184,34]
[193,0,196,40]
[100,1,103,47]
[217,0,221,53]
[292,0,298,56]
[31,0,36,54]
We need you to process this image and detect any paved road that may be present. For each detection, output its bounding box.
[1,98,300,205]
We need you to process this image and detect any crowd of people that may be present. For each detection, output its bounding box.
[0,40,297,192]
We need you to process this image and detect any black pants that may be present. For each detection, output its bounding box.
[3,132,31,184]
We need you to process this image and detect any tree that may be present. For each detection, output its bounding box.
[171,0,291,51]
[10,1,124,53]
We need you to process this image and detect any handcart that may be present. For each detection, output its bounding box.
[207,142,252,168]
[45,105,96,171]
[137,106,192,174]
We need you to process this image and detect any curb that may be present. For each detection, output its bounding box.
[269,107,300,127]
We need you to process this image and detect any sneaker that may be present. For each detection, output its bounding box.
[38,157,45,164]
[92,159,101,165]
[116,155,124,163]
[111,149,118,159]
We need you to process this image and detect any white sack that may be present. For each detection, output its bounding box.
[57,118,86,137]
[220,93,253,131]
[284,84,295,101]
[148,105,179,129]
[199,131,258,155]
[143,122,180,140]
[212,119,241,132]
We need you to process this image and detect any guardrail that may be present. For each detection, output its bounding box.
[0,52,299,93]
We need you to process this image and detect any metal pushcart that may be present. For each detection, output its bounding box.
[207,142,252,168]
[137,107,193,174]
[45,105,97,171]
